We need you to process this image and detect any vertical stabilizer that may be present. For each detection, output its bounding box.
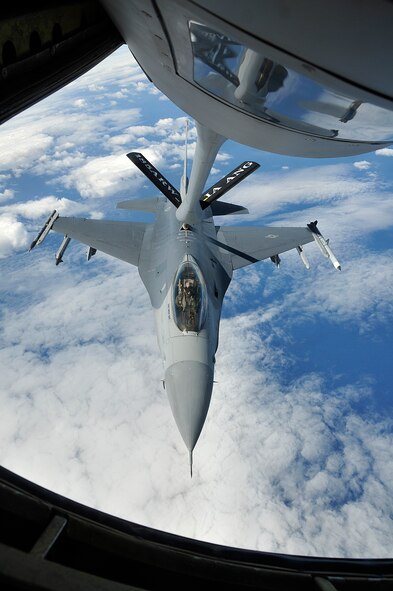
[189,450,193,478]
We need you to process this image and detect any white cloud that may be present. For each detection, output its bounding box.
[353,160,371,170]
[0,83,195,201]
[89,210,105,220]
[0,106,142,180]
[0,188,14,203]
[0,197,103,260]
[32,149,87,176]
[278,192,393,249]
[375,148,393,156]
[0,214,29,256]
[260,249,393,335]
[0,254,392,557]
[135,81,150,92]
[1,243,392,556]
[0,196,89,220]
[0,49,144,185]
[232,163,375,220]
[72,98,87,108]
[0,129,54,175]
[59,154,144,198]
[107,118,192,151]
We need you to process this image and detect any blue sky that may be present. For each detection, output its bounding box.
[1,46,393,558]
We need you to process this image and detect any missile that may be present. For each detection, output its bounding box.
[307,221,341,270]
[29,210,59,250]
[296,245,310,269]
[55,236,71,266]
[323,240,341,271]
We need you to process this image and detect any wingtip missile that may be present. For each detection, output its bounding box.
[307,221,341,271]
[29,210,59,251]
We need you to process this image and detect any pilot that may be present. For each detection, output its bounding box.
[175,279,186,311]
[184,278,196,302]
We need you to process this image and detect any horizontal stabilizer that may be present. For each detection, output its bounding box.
[117,197,160,213]
[210,201,249,216]
[200,161,260,209]
[127,152,181,208]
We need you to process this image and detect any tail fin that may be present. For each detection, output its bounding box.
[180,119,189,200]
[127,152,181,208]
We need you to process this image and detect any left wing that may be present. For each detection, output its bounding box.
[215,226,313,269]
[51,216,149,266]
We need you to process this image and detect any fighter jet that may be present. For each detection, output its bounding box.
[29,122,340,475]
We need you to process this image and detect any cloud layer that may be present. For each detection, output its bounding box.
[1,248,392,558]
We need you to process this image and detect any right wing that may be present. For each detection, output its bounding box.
[52,216,149,267]
[215,225,314,269]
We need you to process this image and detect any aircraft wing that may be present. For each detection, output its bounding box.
[215,226,314,269]
[52,217,148,266]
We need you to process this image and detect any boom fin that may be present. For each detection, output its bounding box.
[200,160,259,209]
[127,152,181,208]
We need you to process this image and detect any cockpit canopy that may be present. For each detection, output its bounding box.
[173,260,207,332]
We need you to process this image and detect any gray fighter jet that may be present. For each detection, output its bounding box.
[29,122,340,475]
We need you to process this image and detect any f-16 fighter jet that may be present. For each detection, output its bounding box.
[30,122,340,475]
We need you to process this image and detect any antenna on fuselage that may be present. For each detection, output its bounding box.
[181,119,189,200]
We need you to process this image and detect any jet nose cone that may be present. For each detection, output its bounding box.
[165,361,214,451]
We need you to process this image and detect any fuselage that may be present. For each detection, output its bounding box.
[138,199,232,452]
